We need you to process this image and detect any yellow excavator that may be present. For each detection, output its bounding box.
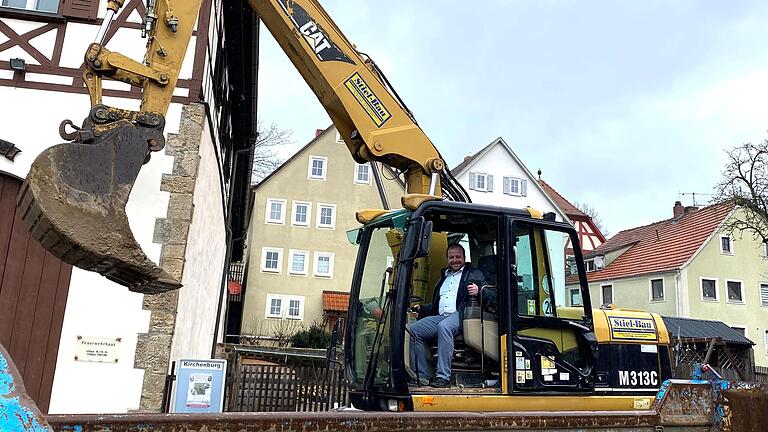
[18,0,675,412]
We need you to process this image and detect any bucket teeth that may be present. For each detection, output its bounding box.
[17,123,181,294]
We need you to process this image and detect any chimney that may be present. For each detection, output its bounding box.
[315,128,324,137]
[684,205,698,215]
[464,155,472,161]
[673,201,684,218]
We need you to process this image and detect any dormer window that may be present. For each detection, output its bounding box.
[583,255,604,272]
[585,260,596,272]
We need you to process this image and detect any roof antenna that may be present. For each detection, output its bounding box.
[537,169,542,180]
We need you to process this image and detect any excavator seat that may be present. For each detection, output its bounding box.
[462,255,499,362]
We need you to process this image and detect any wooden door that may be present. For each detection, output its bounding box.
[0,173,72,413]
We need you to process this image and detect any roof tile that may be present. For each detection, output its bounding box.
[538,180,588,219]
[322,291,349,312]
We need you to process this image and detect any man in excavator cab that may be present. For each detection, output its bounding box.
[408,243,489,388]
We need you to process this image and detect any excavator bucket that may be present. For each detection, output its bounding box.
[16,121,181,294]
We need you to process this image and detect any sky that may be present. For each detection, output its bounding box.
[255,0,768,235]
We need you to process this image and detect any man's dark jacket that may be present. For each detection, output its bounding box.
[418,263,488,327]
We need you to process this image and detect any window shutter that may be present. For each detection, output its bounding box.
[469,172,476,190]
[487,175,494,192]
[521,179,528,196]
[761,284,768,307]
[503,177,510,194]
[60,0,99,20]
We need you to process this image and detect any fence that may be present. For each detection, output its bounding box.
[228,363,348,412]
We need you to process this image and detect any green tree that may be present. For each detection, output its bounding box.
[291,322,331,349]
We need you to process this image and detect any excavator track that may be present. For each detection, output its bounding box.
[17,122,181,294]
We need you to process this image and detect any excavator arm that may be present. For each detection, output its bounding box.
[18,0,203,294]
[17,0,467,294]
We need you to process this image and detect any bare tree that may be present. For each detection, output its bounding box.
[574,201,610,237]
[252,122,293,184]
[713,139,768,243]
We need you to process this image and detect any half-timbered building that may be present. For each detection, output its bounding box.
[0,0,255,413]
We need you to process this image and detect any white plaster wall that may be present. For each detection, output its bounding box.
[455,142,568,306]
[0,86,183,413]
[455,144,564,219]
[169,119,227,363]
[0,89,176,415]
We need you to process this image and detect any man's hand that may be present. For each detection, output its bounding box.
[467,283,479,296]
[410,304,420,319]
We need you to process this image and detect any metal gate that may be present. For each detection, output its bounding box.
[228,363,348,412]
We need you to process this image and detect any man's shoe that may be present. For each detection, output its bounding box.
[408,377,430,386]
[430,377,450,388]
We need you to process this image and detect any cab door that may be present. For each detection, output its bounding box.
[504,219,596,393]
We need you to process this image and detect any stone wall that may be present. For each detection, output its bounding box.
[134,103,205,412]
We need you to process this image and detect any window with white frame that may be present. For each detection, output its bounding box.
[601,284,613,305]
[308,156,327,180]
[569,288,582,306]
[701,278,718,301]
[288,249,309,275]
[267,296,282,318]
[1,0,58,12]
[503,176,527,196]
[354,163,371,184]
[760,283,768,307]
[287,299,302,318]
[468,172,493,192]
[265,294,305,319]
[261,247,283,273]
[720,235,733,255]
[650,278,664,302]
[317,203,336,229]
[314,252,334,277]
[335,131,345,143]
[292,201,311,226]
[726,280,744,303]
[265,198,286,224]
[585,260,596,272]
[764,242,768,257]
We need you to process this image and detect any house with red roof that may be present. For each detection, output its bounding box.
[565,201,768,366]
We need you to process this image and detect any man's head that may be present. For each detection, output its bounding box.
[446,243,466,272]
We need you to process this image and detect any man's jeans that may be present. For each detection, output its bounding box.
[409,312,460,380]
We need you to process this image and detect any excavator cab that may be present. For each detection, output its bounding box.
[345,200,598,412]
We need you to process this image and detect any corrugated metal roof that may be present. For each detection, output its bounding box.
[661,315,754,346]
